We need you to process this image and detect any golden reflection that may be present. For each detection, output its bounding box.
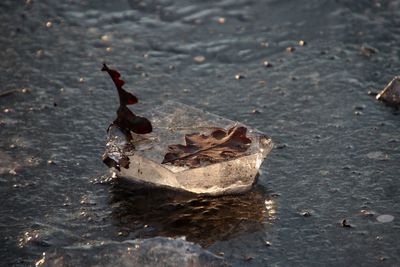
[18,229,40,248]
[110,178,278,247]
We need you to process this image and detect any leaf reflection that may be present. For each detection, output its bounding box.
[110,178,276,247]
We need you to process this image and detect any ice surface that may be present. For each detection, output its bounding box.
[37,237,224,267]
[104,101,273,195]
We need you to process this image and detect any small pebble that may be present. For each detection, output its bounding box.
[235,74,245,80]
[100,34,110,42]
[36,49,44,58]
[45,21,52,28]
[359,210,375,217]
[298,40,306,46]
[263,61,272,67]
[361,45,377,57]
[251,109,261,114]
[265,241,272,247]
[217,17,226,24]
[300,210,311,217]
[106,47,112,52]
[286,46,295,52]
[193,55,205,63]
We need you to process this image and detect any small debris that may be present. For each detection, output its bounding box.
[45,21,52,28]
[193,55,205,63]
[341,219,352,228]
[376,214,394,223]
[359,210,376,217]
[235,74,245,80]
[36,49,44,58]
[244,254,255,261]
[262,61,272,68]
[100,34,110,42]
[264,241,272,247]
[217,17,226,24]
[375,76,400,107]
[260,42,269,48]
[354,111,363,116]
[79,77,85,83]
[251,109,261,114]
[379,256,387,261]
[106,47,112,52]
[300,210,311,217]
[286,46,295,52]
[361,45,377,57]
[298,40,306,46]
[47,160,55,165]
[275,143,287,149]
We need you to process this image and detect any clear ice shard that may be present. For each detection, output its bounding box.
[104,101,273,195]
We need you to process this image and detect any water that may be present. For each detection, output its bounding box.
[1,0,400,266]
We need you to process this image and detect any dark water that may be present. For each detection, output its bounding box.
[1,0,400,266]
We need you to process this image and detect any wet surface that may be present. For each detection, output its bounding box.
[1,0,400,266]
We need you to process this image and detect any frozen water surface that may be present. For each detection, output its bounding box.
[1,0,400,266]
[38,237,224,267]
[105,101,272,195]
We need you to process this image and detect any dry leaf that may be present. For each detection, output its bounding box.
[102,63,152,136]
[162,126,252,168]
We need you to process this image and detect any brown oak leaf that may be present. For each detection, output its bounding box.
[102,63,152,136]
[102,64,152,170]
[162,126,252,168]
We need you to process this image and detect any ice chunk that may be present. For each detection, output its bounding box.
[376,76,400,107]
[37,237,224,267]
[103,101,273,195]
